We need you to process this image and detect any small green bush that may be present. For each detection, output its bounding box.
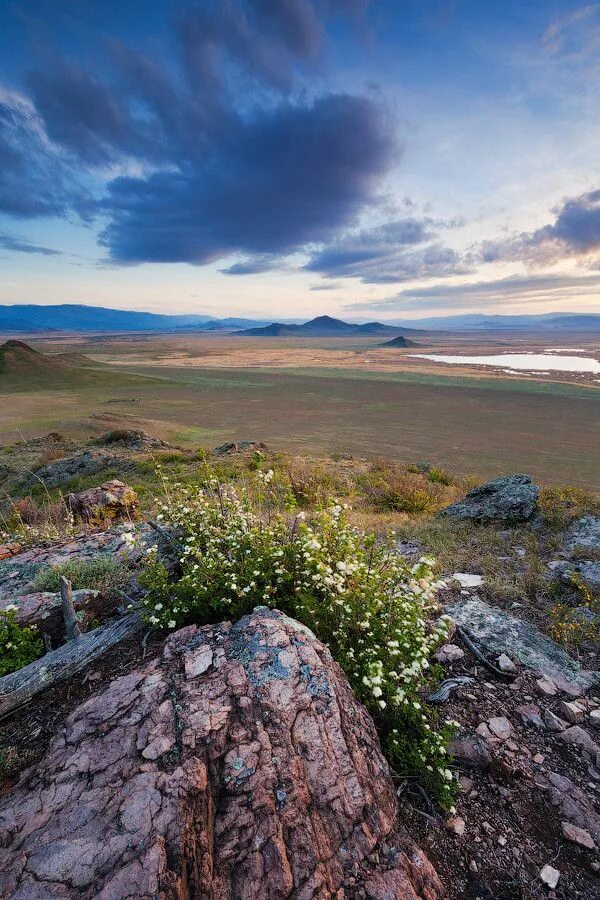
[427,466,454,486]
[141,476,456,805]
[32,555,130,598]
[0,609,44,676]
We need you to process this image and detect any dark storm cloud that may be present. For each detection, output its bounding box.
[3,0,394,267]
[0,231,61,255]
[26,63,148,164]
[100,94,397,263]
[481,188,600,266]
[0,95,89,219]
[305,218,469,282]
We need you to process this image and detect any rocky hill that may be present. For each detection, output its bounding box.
[238,315,418,338]
[0,437,598,899]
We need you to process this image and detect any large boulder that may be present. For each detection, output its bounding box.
[67,480,138,525]
[0,608,444,900]
[439,474,539,523]
[21,450,119,491]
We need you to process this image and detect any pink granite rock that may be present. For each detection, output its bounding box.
[0,608,445,899]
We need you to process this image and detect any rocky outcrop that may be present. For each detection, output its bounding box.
[439,475,539,523]
[214,440,268,455]
[21,450,121,490]
[565,516,600,553]
[447,598,599,691]
[96,429,176,451]
[0,608,444,899]
[67,480,138,525]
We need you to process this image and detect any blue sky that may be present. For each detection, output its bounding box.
[1,0,600,320]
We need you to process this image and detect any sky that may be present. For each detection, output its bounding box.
[1,0,600,321]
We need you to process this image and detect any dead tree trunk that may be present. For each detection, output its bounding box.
[59,576,82,641]
[0,612,142,721]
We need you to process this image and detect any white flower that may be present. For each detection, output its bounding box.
[167,620,177,629]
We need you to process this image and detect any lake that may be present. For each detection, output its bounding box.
[410,353,600,374]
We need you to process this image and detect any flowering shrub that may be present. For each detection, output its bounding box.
[141,477,456,804]
[0,608,45,676]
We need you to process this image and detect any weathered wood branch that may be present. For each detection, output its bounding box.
[0,612,142,721]
[59,575,82,641]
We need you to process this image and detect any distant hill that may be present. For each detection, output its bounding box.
[0,339,143,392]
[385,313,600,332]
[0,304,265,334]
[0,340,70,379]
[238,315,415,337]
[379,335,417,348]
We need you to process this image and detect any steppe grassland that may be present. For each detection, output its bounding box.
[0,331,598,489]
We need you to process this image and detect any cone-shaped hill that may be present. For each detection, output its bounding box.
[0,340,131,392]
[379,335,417,348]
[0,340,70,379]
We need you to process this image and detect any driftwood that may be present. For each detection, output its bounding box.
[0,612,142,721]
[59,575,82,641]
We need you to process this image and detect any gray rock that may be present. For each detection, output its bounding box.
[434,643,465,665]
[450,733,494,769]
[439,474,539,523]
[447,598,599,691]
[487,716,512,740]
[565,516,600,553]
[543,709,567,732]
[546,771,600,842]
[559,725,600,759]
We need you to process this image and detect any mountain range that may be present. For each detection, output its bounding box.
[0,304,263,333]
[0,304,598,334]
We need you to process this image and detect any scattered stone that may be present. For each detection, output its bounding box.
[557,700,585,724]
[435,643,465,665]
[459,775,474,793]
[561,822,595,850]
[559,725,600,759]
[67,480,139,525]
[447,598,598,691]
[546,772,600,843]
[476,722,493,740]
[488,716,512,740]
[539,864,560,889]
[446,816,466,836]
[589,709,600,729]
[450,733,494,769]
[536,675,558,697]
[450,573,483,589]
[469,860,478,873]
[497,653,517,673]
[533,753,545,764]
[439,474,539,523]
[517,704,544,729]
[0,542,22,562]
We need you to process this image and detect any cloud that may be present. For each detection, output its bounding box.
[0,92,89,219]
[4,0,394,269]
[346,272,600,311]
[480,188,600,266]
[0,232,61,255]
[305,218,470,282]
[220,255,281,275]
[100,94,397,263]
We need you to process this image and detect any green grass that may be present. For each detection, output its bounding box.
[31,555,130,598]
[1,355,598,489]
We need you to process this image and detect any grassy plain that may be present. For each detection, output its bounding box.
[0,331,598,488]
